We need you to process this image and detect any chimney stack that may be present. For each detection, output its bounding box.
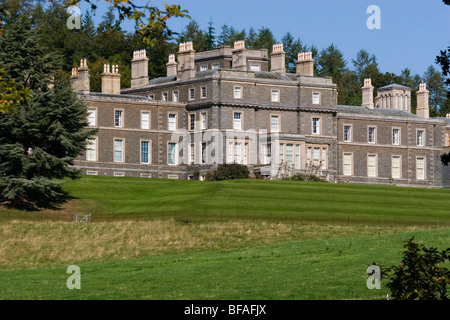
[131,49,149,88]
[70,59,90,93]
[416,83,429,118]
[361,78,374,109]
[232,40,247,71]
[296,52,314,77]
[167,54,178,77]
[102,64,121,94]
[177,42,195,81]
[270,44,286,75]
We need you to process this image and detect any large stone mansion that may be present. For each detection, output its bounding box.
[71,41,450,187]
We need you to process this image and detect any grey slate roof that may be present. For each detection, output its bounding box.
[378,83,412,91]
[148,76,177,85]
[254,71,298,81]
[337,105,421,119]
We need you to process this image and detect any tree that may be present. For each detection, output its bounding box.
[422,65,448,117]
[352,50,382,87]
[205,18,216,50]
[317,44,347,104]
[67,0,189,47]
[382,238,450,300]
[178,20,207,52]
[217,24,245,47]
[0,19,96,208]
[282,32,306,74]
[436,0,450,98]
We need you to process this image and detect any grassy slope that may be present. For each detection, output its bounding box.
[0,176,449,299]
[62,176,450,225]
[0,227,449,300]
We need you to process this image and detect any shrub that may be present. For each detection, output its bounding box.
[282,173,326,182]
[209,163,249,181]
[382,238,450,300]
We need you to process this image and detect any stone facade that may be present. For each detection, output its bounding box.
[71,42,450,187]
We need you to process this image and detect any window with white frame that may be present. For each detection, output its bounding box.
[168,113,177,131]
[86,138,97,161]
[173,91,179,102]
[189,88,195,101]
[417,130,424,147]
[391,155,401,179]
[262,143,271,165]
[114,110,123,127]
[271,90,280,102]
[189,114,195,131]
[312,92,320,104]
[321,147,327,169]
[141,141,150,164]
[416,157,425,180]
[234,86,242,99]
[114,139,124,162]
[201,112,207,130]
[190,143,195,164]
[271,115,279,132]
[392,128,400,145]
[286,144,294,166]
[243,143,249,165]
[368,127,376,144]
[201,87,207,99]
[168,142,177,165]
[212,63,219,70]
[148,94,155,100]
[295,145,301,169]
[162,92,168,101]
[367,154,377,178]
[343,153,352,176]
[233,112,242,130]
[307,147,312,164]
[344,125,352,142]
[201,142,206,164]
[279,143,284,163]
[141,111,150,129]
[313,147,320,166]
[87,108,96,126]
[234,142,242,163]
[200,65,208,71]
[312,117,320,135]
[227,141,233,163]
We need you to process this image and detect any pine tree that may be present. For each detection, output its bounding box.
[281,32,306,74]
[422,65,448,116]
[205,18,216,50]
[0,18,96,208]
[317,44,347,104]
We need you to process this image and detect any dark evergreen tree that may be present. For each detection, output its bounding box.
[178,20,207,52]
[317,44,347,104]
[281,32,306,74]
[422,65,448,116]
[205,18,216,50]
[0,19,96,208]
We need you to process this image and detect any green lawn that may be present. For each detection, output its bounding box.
[0,176,449,300]
[0,227,448,300]
[61,176,450,226]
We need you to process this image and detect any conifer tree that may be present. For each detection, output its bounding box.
[0,19,95,208]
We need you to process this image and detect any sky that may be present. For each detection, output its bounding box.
[78,0,450,77]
